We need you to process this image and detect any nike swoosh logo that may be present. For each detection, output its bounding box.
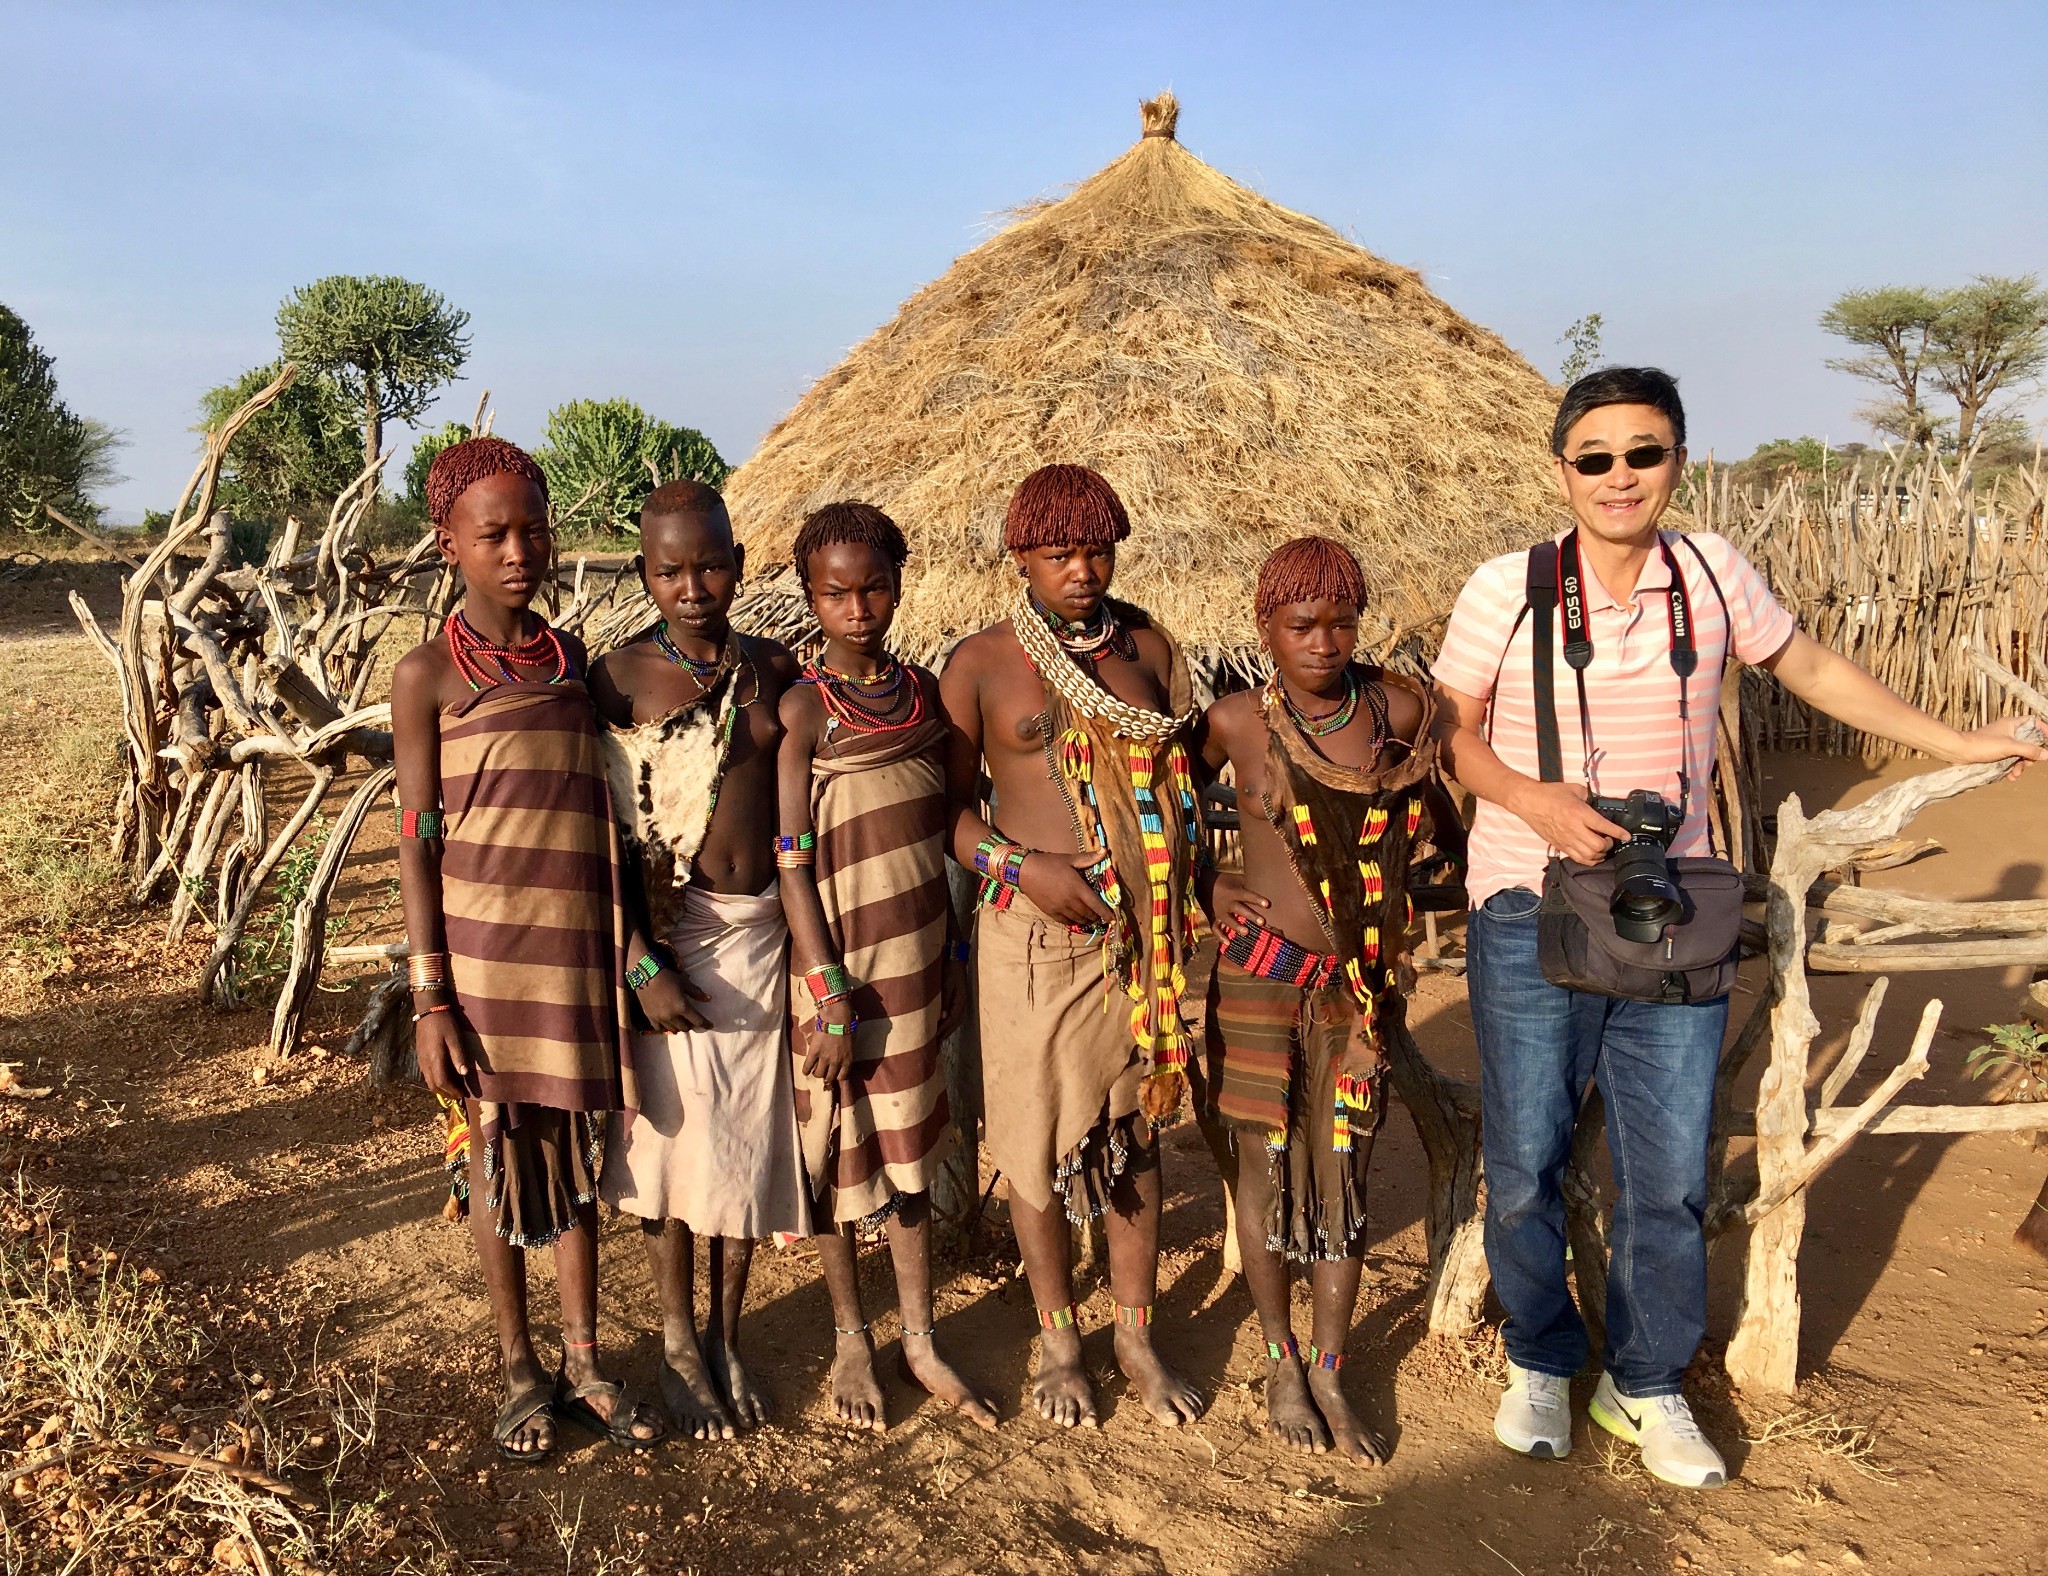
[1613,1399,1647,1430]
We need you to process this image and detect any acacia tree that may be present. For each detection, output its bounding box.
[534,397,729,536]
[1926,274,2048,450]
[1557,312,1604,384]
[199,360,362,525]
[1,302,122,530]
[1819,285,1943,445]
[275,276,470,473]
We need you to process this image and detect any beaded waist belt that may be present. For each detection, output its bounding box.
[1217,917,1341,990]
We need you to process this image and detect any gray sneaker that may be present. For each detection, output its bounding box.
[1588,1373,1727,1488]
[1493,1362,1572,1459]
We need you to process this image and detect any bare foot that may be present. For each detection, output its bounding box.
[1262,1350,1330,1454]
[831,1329,887,1433]
[1112,1325,1205,1427]
[1307,1367,1387,1465]
[1031,1324,1098,1429]
[900,1331,999,1431]
[706,1338,772,1429]
[2016,1177,2048,1260]
[658,1334,736,1442]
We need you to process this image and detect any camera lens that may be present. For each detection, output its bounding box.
[1609,840,1684,943]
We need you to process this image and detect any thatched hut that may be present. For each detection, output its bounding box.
[726,92,1563,671]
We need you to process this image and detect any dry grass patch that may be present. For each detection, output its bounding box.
[0,1174,409,1574]
[0,637,123,947]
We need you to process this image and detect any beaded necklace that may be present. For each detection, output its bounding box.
[653,620,723,681]
[803,655,927,735]
[446,610,572,692]
[1030,594,1137,664]
[1279,669,1360,738]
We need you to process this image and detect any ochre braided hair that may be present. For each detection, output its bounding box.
[424,436,548,527]
[1003,464,1131,551]
[793,501,908,586]
[1255,535,1367,622]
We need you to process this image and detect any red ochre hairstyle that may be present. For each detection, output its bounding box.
[793,501,909,586]
[1255,535,1368,622]
[1003,464,1131,551]
[425,436,549,527]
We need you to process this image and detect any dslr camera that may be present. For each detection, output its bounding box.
[1589,789,1685,943]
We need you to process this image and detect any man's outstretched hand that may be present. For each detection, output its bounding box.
[1944,717,2048,779]
[1507,780,1630,866]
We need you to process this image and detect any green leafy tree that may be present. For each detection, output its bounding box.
[534,398,730,537]
[0,303,123,530]
[1558,312,1604,384]
[1925,274,2048,451]
[1820,285,1943,445]
[403,421,476,509]
[275,275,470,474]
[198,361,362,526]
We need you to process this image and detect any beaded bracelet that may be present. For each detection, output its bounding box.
[973,836,1029,889]
[774,832,816,869]
[396,808,445,840]
[803,962,853,1003]
[947,938,970,965]
[407,951,448,992]
[812,1013,859,1037]
[625,953,664,990]
[412,1001,454,1025]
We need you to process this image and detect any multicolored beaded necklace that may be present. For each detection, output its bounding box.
[652,620,723,681]
[1279,669,1359,737]
[446,610,573,692]
[802,655,927,735]
[1031,594,1137,664]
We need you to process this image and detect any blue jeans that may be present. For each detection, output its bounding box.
[1468,886,1727,1396]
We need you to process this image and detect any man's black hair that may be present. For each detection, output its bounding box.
[1551,366,1686,455]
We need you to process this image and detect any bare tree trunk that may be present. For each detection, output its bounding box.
[1562,1089,1611,1359]
[1385,1019,1489,1334]
[930,863,984,1248]
[268,767,394,1058]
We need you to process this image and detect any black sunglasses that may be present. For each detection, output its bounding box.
[1563,444,1680,476]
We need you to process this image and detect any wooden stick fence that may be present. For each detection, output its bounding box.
[1690,449,2047,759]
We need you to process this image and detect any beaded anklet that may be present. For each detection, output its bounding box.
[900,1326,936,1340]
[1304,1342,1345,1371]
[1038,1303,1078,1332]
[1114,1304,1153,1327]
[1265,1335,1299,1362]
[834,1320,870,1337]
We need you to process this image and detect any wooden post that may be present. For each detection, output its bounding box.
[1385,1020,1489,1334]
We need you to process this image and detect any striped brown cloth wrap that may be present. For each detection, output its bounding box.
[1210,957,1386,1262]
[790,712,955,1225]
[439,679,629,1246]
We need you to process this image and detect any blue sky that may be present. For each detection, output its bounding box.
[5,1,2044,518]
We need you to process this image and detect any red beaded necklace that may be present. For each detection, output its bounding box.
[804,656,926,734]
[446,610,571,692]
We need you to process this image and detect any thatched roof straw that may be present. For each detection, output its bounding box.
[726,92,1563,668]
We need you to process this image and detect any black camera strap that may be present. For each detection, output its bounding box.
[1507,530,1729,829]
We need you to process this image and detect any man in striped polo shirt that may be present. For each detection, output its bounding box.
[1434,366,2041,1488]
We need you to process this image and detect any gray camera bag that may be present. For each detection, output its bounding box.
[1512,535,1744,1005]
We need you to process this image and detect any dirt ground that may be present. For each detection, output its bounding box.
[2,558,2045,1575]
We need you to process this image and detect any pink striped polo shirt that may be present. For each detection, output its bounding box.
[1433,529,1796,907]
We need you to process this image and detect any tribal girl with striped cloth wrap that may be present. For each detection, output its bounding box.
[392,437,665,1464]
[775,503,998,1434]
[1194,535,1445,1465]
[939,465,1207,1432]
